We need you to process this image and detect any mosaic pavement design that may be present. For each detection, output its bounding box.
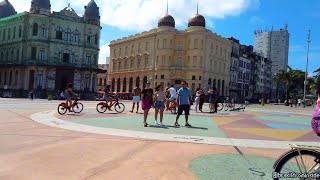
[55,108,319,142]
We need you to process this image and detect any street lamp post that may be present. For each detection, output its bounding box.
[303,30,311,108]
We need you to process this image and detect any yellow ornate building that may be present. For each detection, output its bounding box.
[108,8,231,95]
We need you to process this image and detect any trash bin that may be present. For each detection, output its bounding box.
[48,95,53,101]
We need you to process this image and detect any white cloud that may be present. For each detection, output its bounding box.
[98,44,110,64]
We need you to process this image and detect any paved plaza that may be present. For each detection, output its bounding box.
[0,98,319,180]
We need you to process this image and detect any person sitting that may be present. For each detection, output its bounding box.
[104,85,113,111]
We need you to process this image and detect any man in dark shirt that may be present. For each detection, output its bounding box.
[141,81,154,127]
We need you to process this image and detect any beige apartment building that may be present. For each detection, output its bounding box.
[108,9,231,95]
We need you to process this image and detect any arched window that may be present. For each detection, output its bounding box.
[117,78,121,92]
[99,78,102,86]
[16,49,19,61]
[8,28,11,40]
[18,25,22,38]
[15,71,18,85]
[4,72,7,85]
[111,78,115,92]
[142,76,147,89]
[10,50,14,61]
[65,28,72,41]
[55,27,63,40]
[218,80,221,94]
[213,79,216,88]
[32,23,38,36]
[2,29,6,41]
[95,34,98,45]
[136,77,140,88]
[74,30,80,42]
[129,77,133,92]
[41,24,47,37]
[123,77,127,92]
[13,27,16,39]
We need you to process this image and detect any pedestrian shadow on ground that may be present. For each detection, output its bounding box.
[148,125,208,130]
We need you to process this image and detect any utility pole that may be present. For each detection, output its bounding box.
[303,30,311,108]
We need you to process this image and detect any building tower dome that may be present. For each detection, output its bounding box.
[30,0,51,13]
[0,0,17,19]
[158,0,175,27]
[188,0,206,27]
[84,0,100,21]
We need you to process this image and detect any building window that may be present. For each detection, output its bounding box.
[131,45,134,54]
[145,42,148,51]
[19,26,22,38]
[95,34,98,45]
[161,75,164,79]
[199,76,202,80]
[187,56,190,64]
[113,49,116,57]
[13,27,16,39]
[130,59,134,69]
[138,43,141,53]
[37,70,43,89]
[4,72,7,85]
[2,29,5,41]
[93,55,97,65]
[65,28,72,41]
[104,78,107,86]
[177,41,182,51]
[99,78,102,86]
[31,47,37,59]
[216,45,218,54]
[143,57,148,67]
[125,46,128,55]
[119,48,122,56]
[192,76,196,80]
[10,50,13,61]
[124,60,127,69]
[200,56,203,67]
[32,23,38,36]
[0,52,3,62]
[220,47,222,56]
[118,61,121,70]
[86,54,91,64]
[157,39,160,48]
[194,39,198,49]
[9,71,12,85]
[63,53,70,63]
[85,74,90,90]
[74,30,80,42]
[193,56,197,66]
[176,57,182,68]
[5,51,8,61]
[87,35,92,44]
[56,29,62,40]
[163,39,166,48]
[137,58,141,68]
[201,40,204,49]
[14,71,18,85]
[161,55,165,65]
[169,39,172,48]
[155,75,158,79]
[39,49,45,61]
[41,24,47,37]
[8,28,11,40]
[113,61,116,71]
[16,49,19,61]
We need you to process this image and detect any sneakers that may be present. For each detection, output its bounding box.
[155,120,159,125]
[160,122,163,127]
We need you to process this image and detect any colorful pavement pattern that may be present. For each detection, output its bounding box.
[56,108,319,142]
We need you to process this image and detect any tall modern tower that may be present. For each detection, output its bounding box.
[254,25,290,99]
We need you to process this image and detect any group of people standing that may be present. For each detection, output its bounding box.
[125,81,219,127]
[128,81,192,127]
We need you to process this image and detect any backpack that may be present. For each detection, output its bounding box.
[311,110,320,136]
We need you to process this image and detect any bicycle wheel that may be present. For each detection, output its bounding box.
[72,102,83,113]
[57,104,67,115]
[217,103,224,111]
[96,103,107,113]
[114,103,125,113]
[273,149,320,180]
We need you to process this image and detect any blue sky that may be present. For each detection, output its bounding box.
[13,0,320,75]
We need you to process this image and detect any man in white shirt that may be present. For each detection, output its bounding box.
[169,84,177,102]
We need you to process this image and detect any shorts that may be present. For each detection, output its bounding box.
[64,93,71,99]
[177,105,190,115]
[169,96,176,102]
[103,95,109,100]
[142,100,152,110]
[155,101,165,109]
[133,96,141,103]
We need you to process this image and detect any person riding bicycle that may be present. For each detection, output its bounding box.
[104,85,113,111]
[64,83,78,112]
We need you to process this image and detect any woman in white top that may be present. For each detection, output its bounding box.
[153,85,166,126]
[194,88,201,112]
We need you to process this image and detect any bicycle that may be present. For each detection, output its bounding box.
[273,144,320,180]
[96,95,125,113]
[57,95,83,115]
[224,100,235,111]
